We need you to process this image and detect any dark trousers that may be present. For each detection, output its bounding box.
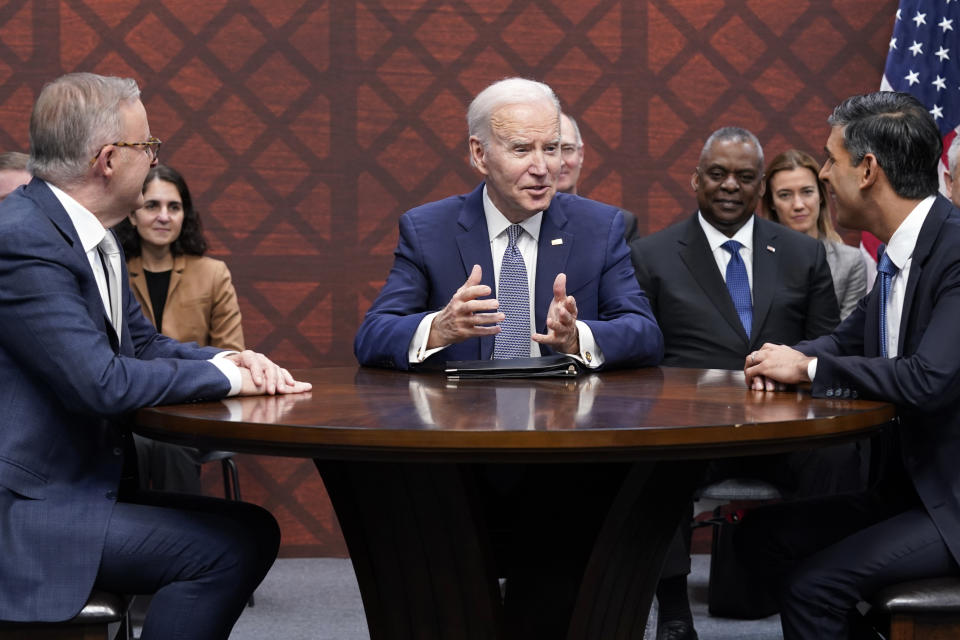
[734,485,957,639]
[94,491,280,640]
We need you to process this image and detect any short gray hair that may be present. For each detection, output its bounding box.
[28,72,141,186]
[466,78,560,164]
[561,112,582,146]
[949,134,960,180]
[699,126,764,169]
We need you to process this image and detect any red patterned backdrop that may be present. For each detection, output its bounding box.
[0,0,896,555]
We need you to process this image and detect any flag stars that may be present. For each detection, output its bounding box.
[940,17,954,32]
[910,41,924,56]
[913,10,927,27]
[890,37,898,50]
[905,70,920,85]
[933,75,947,91]
[897,8,902,20]
[935,46,950,61]
[930,105,943,120]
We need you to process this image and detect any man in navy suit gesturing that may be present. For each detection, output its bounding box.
[742,91,960,639]
[354,77,662,371]
[0,72,310,639]
[354,77,663,637]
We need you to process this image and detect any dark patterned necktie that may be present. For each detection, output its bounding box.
[721,239,752,338]
[493,224,530,359]
[877,251,899,358]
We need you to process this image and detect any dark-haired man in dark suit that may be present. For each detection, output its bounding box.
[742,91,960,640]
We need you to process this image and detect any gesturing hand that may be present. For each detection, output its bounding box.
[532,273,579,355]
[427,264,504,348]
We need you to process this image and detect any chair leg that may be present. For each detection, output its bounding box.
[220,457,254,607]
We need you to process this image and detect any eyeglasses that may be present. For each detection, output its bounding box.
[90,137,162,166]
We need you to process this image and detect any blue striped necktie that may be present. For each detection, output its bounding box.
[721,239,752,338]
[877,251,899,358]
[493,224,530,359]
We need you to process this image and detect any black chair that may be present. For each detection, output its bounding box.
[0,590,129,640]
[870,576,960,640]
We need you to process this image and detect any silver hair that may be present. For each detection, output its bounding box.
[949,134,960,179]
[562,112,582,146]
[28,73,141,186]
[699,126,764,170]
[466,78,560,166]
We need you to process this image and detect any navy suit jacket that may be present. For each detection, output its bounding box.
[354,183,663,370]
[795,195,960,565]
[0,179,231,622]
[630,213,839,370]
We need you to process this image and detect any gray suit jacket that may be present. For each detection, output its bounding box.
[823,239,867,320]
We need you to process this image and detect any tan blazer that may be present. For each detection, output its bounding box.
[127,254,244,351]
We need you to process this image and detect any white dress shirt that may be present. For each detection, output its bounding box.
[698,212,756,294]
[409,186,602,366]
[46,181,241,395]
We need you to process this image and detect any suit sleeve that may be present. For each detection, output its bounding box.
[800,261,960,411]
[354,213,433,370]
[803,240,841,339]
[580,213,664,368]
[0,228,229,417]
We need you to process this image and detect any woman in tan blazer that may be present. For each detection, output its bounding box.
[115,164,244,493]
[762,149,867,320]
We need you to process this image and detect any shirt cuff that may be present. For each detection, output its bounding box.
[807,358,818,383]
[568,320,604,368]
[209,356,242,396]
[409,312,448,363]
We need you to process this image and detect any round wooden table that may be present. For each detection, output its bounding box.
[136,366,893,640]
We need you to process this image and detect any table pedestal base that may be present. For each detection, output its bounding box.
[318,459,704,640]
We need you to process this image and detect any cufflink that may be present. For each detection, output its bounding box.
[584,351,592,363]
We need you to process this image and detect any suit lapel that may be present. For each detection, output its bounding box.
[127,256,153,321]
[677,215,748,343]
[535,201,572,335]
[750,219,777,348]
[455,185,497,359]
[28,180,118,348]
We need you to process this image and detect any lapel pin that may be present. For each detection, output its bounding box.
[551,238,563,246]
[766,245,775,253]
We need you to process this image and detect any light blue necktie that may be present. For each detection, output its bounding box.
[877,250,899,358]
[493,224,530,359]
[721,240,752,338]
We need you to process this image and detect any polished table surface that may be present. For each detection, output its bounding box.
[136,365,893,460]
[136,366,894,640]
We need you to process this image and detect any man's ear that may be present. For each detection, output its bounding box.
[945,170,954,200]
[469,136,487,175]
[859,153,880,189]
[690,170,699,192]
[92,146,115,178]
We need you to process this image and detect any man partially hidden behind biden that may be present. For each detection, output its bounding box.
[0,72,311,638]
[354,77,662,370]
[354,77,663,636]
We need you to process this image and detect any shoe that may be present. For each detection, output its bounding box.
[656,619,699,640]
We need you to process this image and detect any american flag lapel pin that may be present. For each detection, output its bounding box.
[551,238,563,246]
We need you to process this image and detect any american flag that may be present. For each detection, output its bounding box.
[861,1,960,282]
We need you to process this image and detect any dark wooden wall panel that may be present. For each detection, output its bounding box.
[0,0,896,555]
